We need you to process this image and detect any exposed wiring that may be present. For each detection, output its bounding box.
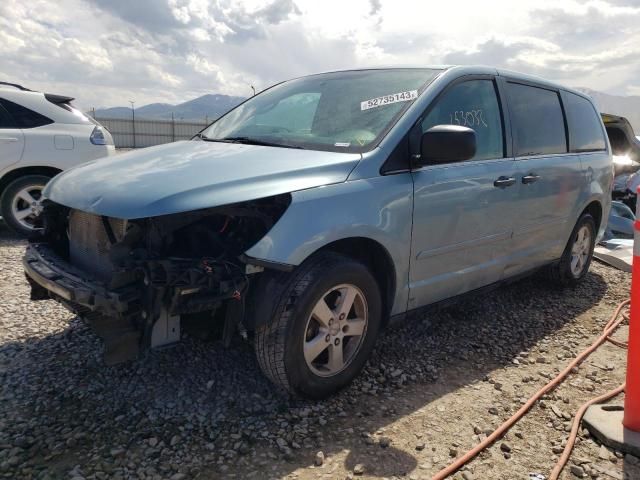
[219,216,230,233]
[431,299,630,480]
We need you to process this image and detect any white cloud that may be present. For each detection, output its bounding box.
[0,0,639,111]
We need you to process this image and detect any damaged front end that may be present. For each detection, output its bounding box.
[23,194,291,364]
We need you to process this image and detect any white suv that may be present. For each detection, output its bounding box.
[0,82,115,235]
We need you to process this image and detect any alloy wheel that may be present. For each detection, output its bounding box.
[10,184,45,231]
[570,225,592,276]
[303,284,368,377]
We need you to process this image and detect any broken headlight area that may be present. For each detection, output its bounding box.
[26,194,291,364]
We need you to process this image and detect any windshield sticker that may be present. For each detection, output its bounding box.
[334,142,351,147]
[361,90,418,111]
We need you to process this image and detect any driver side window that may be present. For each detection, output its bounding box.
[421,80,504,161]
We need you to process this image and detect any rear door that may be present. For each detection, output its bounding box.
[0,101,25,172]
[505,81,583,276]
[408,76,519,309]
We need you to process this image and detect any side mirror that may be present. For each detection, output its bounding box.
[418,125,476,166]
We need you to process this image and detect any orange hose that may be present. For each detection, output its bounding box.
[548,383,625,480]
[431,299,630,480]
[548,301,630,479]
[607,337,628,349]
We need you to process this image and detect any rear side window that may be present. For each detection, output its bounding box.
[507,83,567,156]
[0,104,14,129]
[421,79,504,161]
[563,92,606,152]
[0,98,53,128]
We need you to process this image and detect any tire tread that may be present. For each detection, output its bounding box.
[255,252,359,395]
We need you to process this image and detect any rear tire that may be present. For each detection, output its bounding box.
[1,175,51,236]
[255,252,382,399]
[547,213,596,287]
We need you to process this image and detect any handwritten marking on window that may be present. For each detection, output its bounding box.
[448,109,489,128]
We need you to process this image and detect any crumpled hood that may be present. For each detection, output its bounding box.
[44,140,361,219]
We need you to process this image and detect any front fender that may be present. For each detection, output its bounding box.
[245,175,414,315]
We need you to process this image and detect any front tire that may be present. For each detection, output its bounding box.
[1,175,51,236]
[547,213,596,286]
[255,252,382,399]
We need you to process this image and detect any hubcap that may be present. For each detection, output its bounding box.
[570,225,591,277]
[303,284,368,377]
[11,185,45,231]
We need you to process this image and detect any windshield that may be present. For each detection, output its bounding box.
[200,69,441,152]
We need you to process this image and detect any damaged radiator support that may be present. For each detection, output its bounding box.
[133,258,250,361]
[28,196,282,364]
[30,245,250,364]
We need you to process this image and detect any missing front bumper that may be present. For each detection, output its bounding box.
[23,243,139,315]
[23,242,251,364]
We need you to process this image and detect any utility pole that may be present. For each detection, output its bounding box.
[250,85,256,96]
[129,100,136,148]
[171,112,175,142]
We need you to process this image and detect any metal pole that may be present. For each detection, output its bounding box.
[129,100,136,148]
[172,112,175,142]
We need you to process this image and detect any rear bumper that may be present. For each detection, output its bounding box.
[23,243,138,316]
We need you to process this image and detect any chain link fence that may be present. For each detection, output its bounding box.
[94,116,210,148]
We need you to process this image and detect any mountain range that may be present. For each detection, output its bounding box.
[94,94,245,121]
[94,89,640,134]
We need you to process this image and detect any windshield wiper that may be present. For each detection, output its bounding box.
[221,136,304,149]
[193,132,211,140]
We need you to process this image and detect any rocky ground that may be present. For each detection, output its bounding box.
[1,223,638,480]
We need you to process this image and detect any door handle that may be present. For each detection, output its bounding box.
[493,176,516,188]
[0,137,18,143]
[522,173,541,184]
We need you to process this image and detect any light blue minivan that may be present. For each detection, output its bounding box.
[24,66,612,398]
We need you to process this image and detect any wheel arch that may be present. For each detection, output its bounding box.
[0,166,62,199]
[580,200,603,232]
[314,237,397,323]
[244,236,399,331]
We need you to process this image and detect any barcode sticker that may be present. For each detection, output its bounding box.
[361,90,418,111]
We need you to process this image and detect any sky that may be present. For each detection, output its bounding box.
[1,0,640,110]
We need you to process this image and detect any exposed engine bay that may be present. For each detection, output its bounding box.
[24,194,291,364]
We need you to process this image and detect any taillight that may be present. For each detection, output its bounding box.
[90,126,112,146]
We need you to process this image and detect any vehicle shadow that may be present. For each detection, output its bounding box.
[0,237,613,478]
[0,219,22,242]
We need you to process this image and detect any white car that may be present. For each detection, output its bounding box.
[0,82,115,235]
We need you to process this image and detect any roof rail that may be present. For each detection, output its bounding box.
[0,81,32,91]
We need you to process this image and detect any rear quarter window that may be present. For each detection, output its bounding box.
[0,104,14,129]
[563,92,606,152]
[0,98,53,128]
[506,82,567,156]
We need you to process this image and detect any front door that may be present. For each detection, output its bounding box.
[409,77,518,309]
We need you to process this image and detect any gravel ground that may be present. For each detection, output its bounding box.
[1,223,639,480]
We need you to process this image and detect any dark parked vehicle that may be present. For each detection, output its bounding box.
[607,114,640,210]
[602,113,640,175]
